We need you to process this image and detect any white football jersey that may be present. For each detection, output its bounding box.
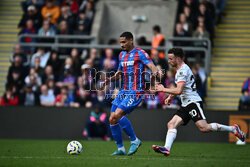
[175,63,202,107]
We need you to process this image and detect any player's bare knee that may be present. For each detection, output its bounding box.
[167,121,175,129]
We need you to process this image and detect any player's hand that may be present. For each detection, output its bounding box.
[155,84,165,92]
[101,78,110,89]
[164,97,171,105]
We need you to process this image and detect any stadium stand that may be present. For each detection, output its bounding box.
[0,0,23,97]
[206,0,250,111]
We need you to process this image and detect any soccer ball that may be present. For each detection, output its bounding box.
[67,141,82,155]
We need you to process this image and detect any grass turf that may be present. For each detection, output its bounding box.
[0,139,249,167]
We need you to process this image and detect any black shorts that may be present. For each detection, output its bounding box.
[174,101,206,125]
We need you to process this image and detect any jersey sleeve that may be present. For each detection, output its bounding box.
[176,69,187,84]
[139,51,152,65]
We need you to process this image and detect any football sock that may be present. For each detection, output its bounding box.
[110,123,124,148]
[118,116,136,142]
[210,123,236,133]
[118,146,126,153]
[164,129,177,150]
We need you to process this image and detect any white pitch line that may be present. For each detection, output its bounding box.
[0,156,249,163]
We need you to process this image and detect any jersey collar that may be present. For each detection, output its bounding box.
[177,62,185,71]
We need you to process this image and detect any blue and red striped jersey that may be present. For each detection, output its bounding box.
[117,47,152,92]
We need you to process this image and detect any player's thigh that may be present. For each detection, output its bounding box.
[168,115,184,129]
[114,108,126,119]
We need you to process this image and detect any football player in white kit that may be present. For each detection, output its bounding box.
[152,48,245,156]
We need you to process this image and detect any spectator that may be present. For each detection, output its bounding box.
[0,86,19,106]
[21,0,45,12]
[191,64,203,98]
[10,44,28,67]
[41,0,60,24]
[60,57,73,76]
[46,78,60,96]
[174,23,189,46]
[20,83,39,106]
[92,90,109,106]
[25,67,42,87]
[73,20,88,37]
[6,69,25,94]
[8,55,28,80]
[183,5,196,24]
[150,50,168,71]
[57,20,71,54]
[88,48,100,71]
[83,105,109,140]
[80,64,93,90]
[55,86,79,107]
[18,5,43,30]
[56,69,76,95]
[40,84,55,107]
[7,56,27,92]
[179,13,193,36]
[46,50,62,80]
[25,74,40,92]
[75,76,93,107]
[239,78,250,110]
[165,70,175,88]
[151,25,165,59]
[197,3,214,41]
[137,36,151,54]
[76,11,91,33]
[33,57,44,77]
[192,22,210,47]
[101,48,118,71]
[42,65,54,84]
[19,19,36,53]
[57,5,75,32]
[70,48,83,76]
[83,2,94,21]
[62,0,79,15]
[31,47,50,68]
[38,20,56,36]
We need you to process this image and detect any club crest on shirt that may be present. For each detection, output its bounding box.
[130,53,133,57]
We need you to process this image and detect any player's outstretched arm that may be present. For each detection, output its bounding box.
[156,83,185,95]
[146,62,158,78]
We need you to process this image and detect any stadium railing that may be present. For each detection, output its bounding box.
[17,34,211,75]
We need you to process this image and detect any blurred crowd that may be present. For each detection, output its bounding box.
[175,0,227,46]
[0,0,219,109]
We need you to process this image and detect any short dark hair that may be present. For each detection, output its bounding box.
[168,48,185,59]
[120,32,133,40]
[153,25,161,33]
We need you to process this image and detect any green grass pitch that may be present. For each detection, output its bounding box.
[0,139,249,167]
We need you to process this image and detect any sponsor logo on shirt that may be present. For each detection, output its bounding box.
[121,61,134,67]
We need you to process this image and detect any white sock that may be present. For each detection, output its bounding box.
[131,137,139,144]
[118,146,126,153]
[164,129,177,150]
[210,123,235,133]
